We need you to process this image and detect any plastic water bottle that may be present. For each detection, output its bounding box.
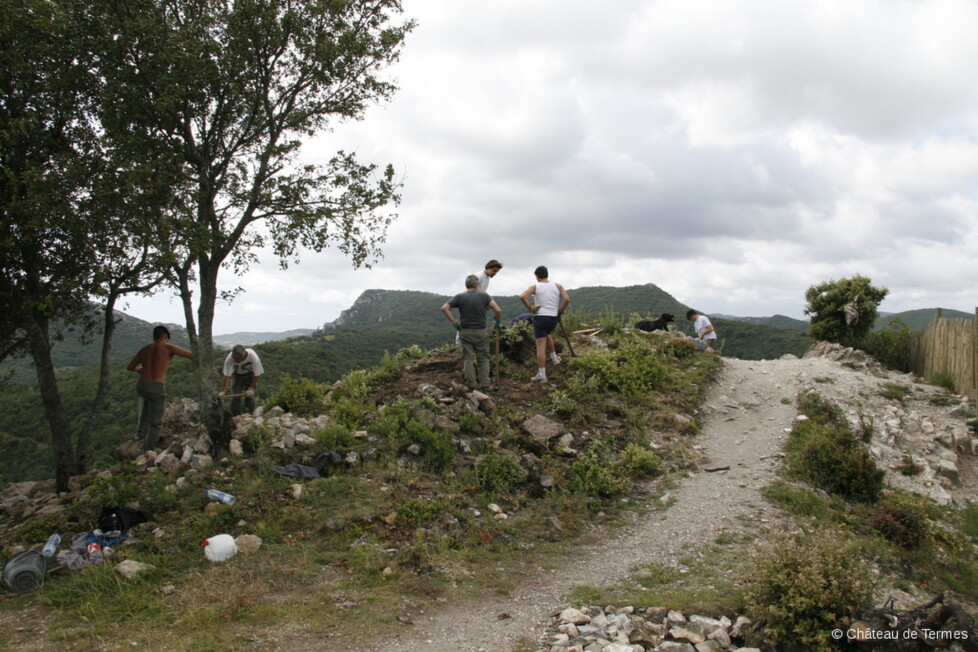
[41,533,61,558]
[204,489,237,505]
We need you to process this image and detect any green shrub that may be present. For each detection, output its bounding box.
[621,443,661,477]
[747,532,874,648]
[597,308,626,335]
[315,423,354,449]
[548,390,580,419]
[397,499,444,527]
[797,391,848,428]
[242,423,273,454]
[403,420,455,473]
[761,481,832,521]
[960,504,978,543]
[330,396,369,429]
[657,336,697,359]
[786,408,884,504]
[13,514,63,547]
[862,317,913,372]
[896,454,922,476]
[878,382,912,404]
[927,371,955,392]
[568,437,633,499]
[867,496,930,549]
[81,470,141,508]
[265,374,324,417]
[475,452,526,497]
[569,337,669,397]
[368,397,414,440]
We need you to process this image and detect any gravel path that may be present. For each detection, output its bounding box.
[366,356,831,652]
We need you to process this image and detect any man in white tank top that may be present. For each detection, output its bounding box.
[519,265,571,382]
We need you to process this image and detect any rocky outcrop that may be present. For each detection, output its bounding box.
[538,605,756,651]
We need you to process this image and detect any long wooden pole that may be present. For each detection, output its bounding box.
[973,306,977,407]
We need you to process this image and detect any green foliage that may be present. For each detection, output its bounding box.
[747,532,875,649]
[927,371,956,392]
[620,444,662,477]
[787,394,884,503]
[862,317,914,371]
[330,396,370,429]
[761,482,832,522]
[878,382,912,404]
[403,421,455,473]
[959,504,978,543]
[867,496,931,549]
[265,374,324,417]
[787,423,884,503]
[569,337,669,397]
[397,500,444,528]
[81,470,142,508]
[941,558,978,600]
[367,397,413,440]
[656,336,698,360]
[547,390,581,419]
[475,453,527,497]
[13,514,63,547]
[241,424,273,455]
[568,437,633,499]
[797,391,848,428]
[805,275,889,346]
[596,308,626,335]
[314,424,354,450]
[41,557,167,625]
[896,455,922,477]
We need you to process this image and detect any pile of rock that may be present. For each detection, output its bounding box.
[800,342,978,506]
[538,605,757,652]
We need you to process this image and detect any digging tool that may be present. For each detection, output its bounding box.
[219,392,250,399]
[494,324,501,380]
[558,316,577,357]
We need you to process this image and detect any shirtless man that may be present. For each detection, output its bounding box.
[127,325,193,451]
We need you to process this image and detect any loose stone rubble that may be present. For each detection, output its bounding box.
[538,605,758,652]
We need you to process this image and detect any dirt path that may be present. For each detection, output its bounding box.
[367,356,822,652]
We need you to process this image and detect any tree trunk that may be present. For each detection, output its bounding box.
[75,294,122,473]
[24,311,77,492]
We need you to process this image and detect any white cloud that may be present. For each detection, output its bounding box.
[124,0,978,334]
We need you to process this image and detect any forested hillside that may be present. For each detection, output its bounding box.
[319,284,812,360]
[0,328,447,482]
[3,281,959,483]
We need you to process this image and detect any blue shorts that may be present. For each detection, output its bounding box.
[533,315,559,339]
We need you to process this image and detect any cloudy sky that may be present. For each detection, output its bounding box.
[125,0,978,334]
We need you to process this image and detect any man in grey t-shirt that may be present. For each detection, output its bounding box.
[441,275,502,390]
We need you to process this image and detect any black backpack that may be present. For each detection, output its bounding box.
[97,506,148,534]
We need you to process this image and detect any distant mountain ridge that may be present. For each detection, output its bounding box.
[713,314,809,331]
[321,283,691,333]
[320,284,813,360]
[214,329,315,347]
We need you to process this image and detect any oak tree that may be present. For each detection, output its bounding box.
[89,0,413,450]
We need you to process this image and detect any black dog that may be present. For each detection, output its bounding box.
[635,313,674,333]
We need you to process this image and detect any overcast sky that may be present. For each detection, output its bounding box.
[124,0,978,334]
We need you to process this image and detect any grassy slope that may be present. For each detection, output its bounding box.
[0,331,723,648]
[1,332,974,650]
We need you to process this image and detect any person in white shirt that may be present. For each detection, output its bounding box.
[686,309,718,351]
[519,266,571,382]
[219,345,264,415]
